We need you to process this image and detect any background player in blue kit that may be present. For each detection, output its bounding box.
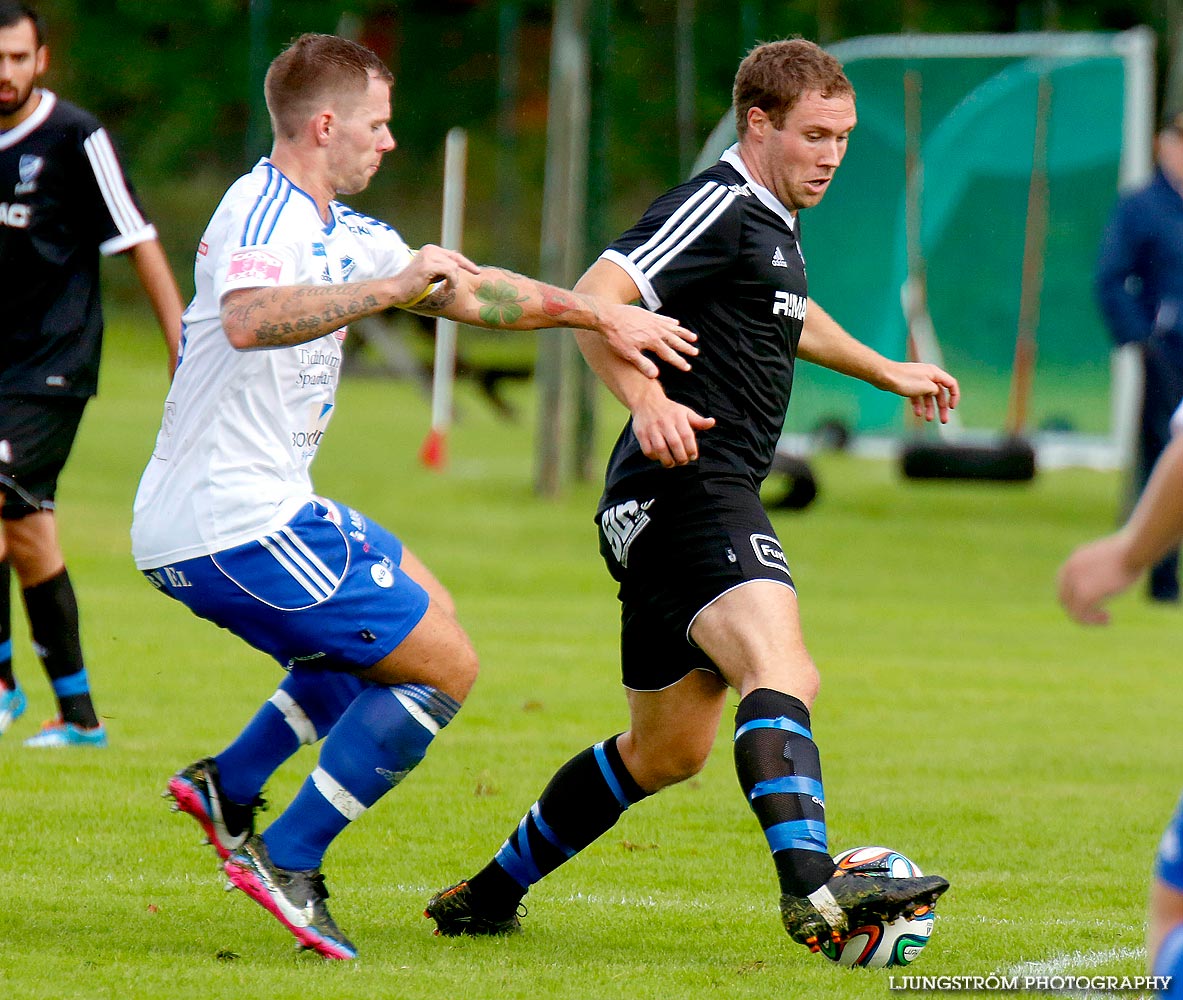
[426,38,955,954]
[1058,418,1183,993]
[0,1,183,748]
[136,33,697,960]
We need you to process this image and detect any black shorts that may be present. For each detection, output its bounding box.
[0,395,88,519]
[596,472,796,692]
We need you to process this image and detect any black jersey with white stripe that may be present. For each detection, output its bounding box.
[599,150,809,495]
[0,91,156,397]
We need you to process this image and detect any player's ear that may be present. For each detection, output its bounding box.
[746,106,770,138]
[311,111,335,146]
[34,44,48,76]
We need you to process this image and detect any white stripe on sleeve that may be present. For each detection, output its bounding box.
[634,185,733,276]
[83,128,148,238]
[643,191,736,280]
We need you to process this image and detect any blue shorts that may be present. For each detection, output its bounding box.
[143,499,430,672]
[1157,792,1183,892]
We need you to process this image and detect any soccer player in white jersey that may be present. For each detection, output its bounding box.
[0,1,183,748]
[1059,411,1183,996]
[132,33,695,960]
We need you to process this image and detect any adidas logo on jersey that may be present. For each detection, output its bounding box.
[771,246,788,268]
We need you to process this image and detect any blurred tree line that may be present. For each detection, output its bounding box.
[25,0,1181,302]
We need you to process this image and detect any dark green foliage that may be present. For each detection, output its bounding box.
[27,0,1170,302]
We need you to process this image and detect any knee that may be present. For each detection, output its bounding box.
[621,736,711,793]
[778,656,820,709]
[453,640,480,696]
[433,630,479,704]
[796,663,820,709]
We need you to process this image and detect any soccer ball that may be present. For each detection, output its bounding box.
[817,846,937,968]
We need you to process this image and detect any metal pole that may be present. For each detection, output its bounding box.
[573,0,613,481]
[535,0,590,497]
[420,128,468,470]
[1113,25,1158,491]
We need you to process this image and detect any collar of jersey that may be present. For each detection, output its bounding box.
[719,144,796,233]
[0,89,56,151]
[256,157,338,234]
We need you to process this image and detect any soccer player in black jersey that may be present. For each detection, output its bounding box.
[427,39,957,953]
[0,2,183,747]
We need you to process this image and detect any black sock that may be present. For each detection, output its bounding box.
[22,569,98,728]
[470,735,650,912]
[0,559,13,690]
[734,687,835,897]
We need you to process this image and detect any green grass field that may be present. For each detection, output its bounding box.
[0,320,1176,1000]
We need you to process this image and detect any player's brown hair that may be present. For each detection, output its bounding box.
[733,38,854,138]
[265,33,394,141]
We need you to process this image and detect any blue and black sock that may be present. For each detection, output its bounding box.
[263,683,460,871]
[22,569,97,729]
[734,687,835,897]
[469,735,650,913]
[216,666,366,807]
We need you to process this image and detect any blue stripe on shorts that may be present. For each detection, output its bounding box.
[142,499,429,672]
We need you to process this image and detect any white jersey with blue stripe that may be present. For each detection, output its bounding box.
[131,159,415,569]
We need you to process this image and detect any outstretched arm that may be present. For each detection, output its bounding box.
[410,263,697,379]
[221,244,480,350]
[799,297,959,423]
[128,239,184,376]
[1058,432,1183,624]
[570,258,714,468]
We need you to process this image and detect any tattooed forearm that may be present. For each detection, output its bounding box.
[253,296,377,346]
[415,283,458,314]
[474,279,530,326]
[286,284,365,299]
[223,286,381,349]
[541,287,588,318]
[401,264,602,331]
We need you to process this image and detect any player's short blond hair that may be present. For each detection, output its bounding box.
[265,33,394,141]
[733,38,854,138]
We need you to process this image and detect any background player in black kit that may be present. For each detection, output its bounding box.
[0,2,182,746]
[427,39,957,953]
